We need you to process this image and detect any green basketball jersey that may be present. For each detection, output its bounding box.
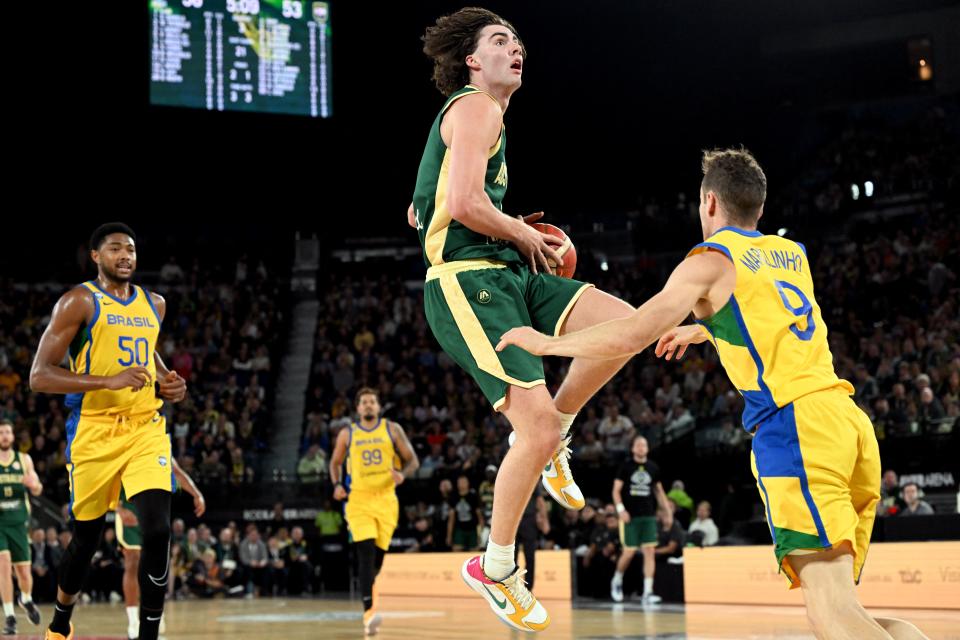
[0,451,29,526]
[412,85,523,268]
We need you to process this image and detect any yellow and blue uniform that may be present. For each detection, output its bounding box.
[65,281,173,521]
[689,227,880,588]
[344,419,400,551]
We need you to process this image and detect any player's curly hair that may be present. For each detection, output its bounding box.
[422,7,525,96]
[701,147,767,226]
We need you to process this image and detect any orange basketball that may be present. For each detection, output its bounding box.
[529,222,577,278]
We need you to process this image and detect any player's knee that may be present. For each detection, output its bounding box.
[142,519,171,548]
[132,490,171,546]
[125,551,140,573]
[532,427,561,464]
[70,516,107,557]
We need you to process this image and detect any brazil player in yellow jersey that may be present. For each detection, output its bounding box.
[329,388,419,636]
[0,420,43,635]
[498,149,929,639]
[30,223,187,640]
[410,9,635,631]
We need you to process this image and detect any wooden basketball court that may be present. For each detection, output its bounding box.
[9,597,957,639]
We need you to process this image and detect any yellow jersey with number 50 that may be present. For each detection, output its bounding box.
[688,227,853,432]
[65,281,163,418]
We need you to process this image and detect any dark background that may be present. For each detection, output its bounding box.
[12,0,959,274]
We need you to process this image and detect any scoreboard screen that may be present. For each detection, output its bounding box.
[149,0,332,117]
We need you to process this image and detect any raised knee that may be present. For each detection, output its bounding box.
[532,419,562,461]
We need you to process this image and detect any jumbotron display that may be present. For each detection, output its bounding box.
[149,0,332,117]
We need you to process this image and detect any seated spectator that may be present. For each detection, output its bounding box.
[598,403,635,460]
[46,527,64,570]
[170,543,189,598]
[285,526,312,596]
[297,444,328,484]
[265,536,286,596]
[315,499,344,541]
[182,527,205,567]
[580,508,621,599]
[687,501,719,547]
[576,428,605,466]
[667,481,694,529]
[30,528,57,602]
[654,511,685,560]
[240,526,268,596]
[408,517,436,553]
[900,482,934,516]
[877,469,906,517]
[199,450,228,483]
[214,526,243,589]
[188,548,234,598]
[88,527,123,602]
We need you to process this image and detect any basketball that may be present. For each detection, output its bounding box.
[530,222,577,278]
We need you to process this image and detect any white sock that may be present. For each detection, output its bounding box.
[19,594,31,605]
[2,602,13,617]
[559,412,577,439]
[127,606,139,627]
[643,577,654,595]
[483,539,516,582]
[612,571,624,584]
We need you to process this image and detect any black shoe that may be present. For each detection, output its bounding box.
[19,597,41,625]
[2,615,15,635]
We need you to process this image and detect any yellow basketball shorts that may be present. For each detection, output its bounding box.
[750,389,881,588]
[66,411,174,521]
[344,489,399,551]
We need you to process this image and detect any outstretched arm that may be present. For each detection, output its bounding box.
[497,251,732,359]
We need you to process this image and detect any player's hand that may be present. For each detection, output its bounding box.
[391,469,405,486]
[333,484,347,501]
[23,474,42,496]
[655,325,707,361]
[119,508,139,527]
[496,326,551,356]
[619,510,631,524]
[512,213,564,275]
[159,371,188,403]
[193,492,207,517]
[105,367,152,392]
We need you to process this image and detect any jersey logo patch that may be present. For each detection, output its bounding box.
[477,289,491,304]
[494,162,508,187]
[158,456,168,467]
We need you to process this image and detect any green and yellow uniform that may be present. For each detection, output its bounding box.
[412,85,591,409]
[0,451,32,564]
